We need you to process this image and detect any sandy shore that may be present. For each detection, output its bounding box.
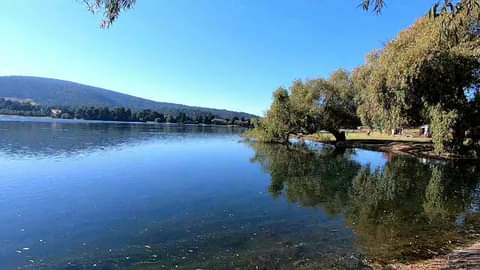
[382,242,480,270]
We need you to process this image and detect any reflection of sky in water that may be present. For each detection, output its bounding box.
[0,119,360,269]
[351,149,387,169]
[0,117,479,270]
[293,139,387,169]
[0,116,242,160]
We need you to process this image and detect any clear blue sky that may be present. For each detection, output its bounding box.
[0,0,433,115]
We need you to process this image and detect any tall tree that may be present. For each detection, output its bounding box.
[353,5,480,152]
[352,51,383,130]
[323,69,360,141]
[250,69,360,143]
[259,88,293,144]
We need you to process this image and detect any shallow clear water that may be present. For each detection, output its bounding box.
[0,117,479,270]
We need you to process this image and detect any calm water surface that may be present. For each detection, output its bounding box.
[0,117,479,270]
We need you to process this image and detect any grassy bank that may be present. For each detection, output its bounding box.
[299,132,478,161]
[305,131,431,143]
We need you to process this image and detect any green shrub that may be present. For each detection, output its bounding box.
[429,105,458,154]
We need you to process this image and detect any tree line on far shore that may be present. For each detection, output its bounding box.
[0,98,253,127]
[249,1,480,156]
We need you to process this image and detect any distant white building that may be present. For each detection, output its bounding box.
[50,109,62,118]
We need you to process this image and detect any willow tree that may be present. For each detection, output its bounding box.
[352,51,384,130]
[316,69,361,141]
[354,4,480,153]
[250,69,360,143]
[249,83,320,143]
[251,88,293,144]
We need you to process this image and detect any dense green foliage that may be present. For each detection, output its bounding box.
[429,105,459,154]
[0,99,252,126]
[250,69,360,143]
[257,88,292,143]
[354,4,479,154]
[0,98,48,117]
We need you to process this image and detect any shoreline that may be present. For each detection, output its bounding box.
[0,115,249,128]
[300,135,478,161]
[381,242,480,270]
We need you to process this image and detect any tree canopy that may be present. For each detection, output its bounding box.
[354,3,480,152]
[249,69,360,143]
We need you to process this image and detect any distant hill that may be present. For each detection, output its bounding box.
[0,76,256,119]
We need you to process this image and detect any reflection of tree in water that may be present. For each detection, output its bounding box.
[347,160,480,263]
[249,142,480,264]
[251,143,361,215]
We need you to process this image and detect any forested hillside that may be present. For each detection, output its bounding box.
[0,76,255,119]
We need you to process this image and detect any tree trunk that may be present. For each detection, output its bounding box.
[332,146,347,156]
[283,132,292,145]
[330,130,346,142]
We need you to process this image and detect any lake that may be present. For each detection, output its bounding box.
[0,117,479,270]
